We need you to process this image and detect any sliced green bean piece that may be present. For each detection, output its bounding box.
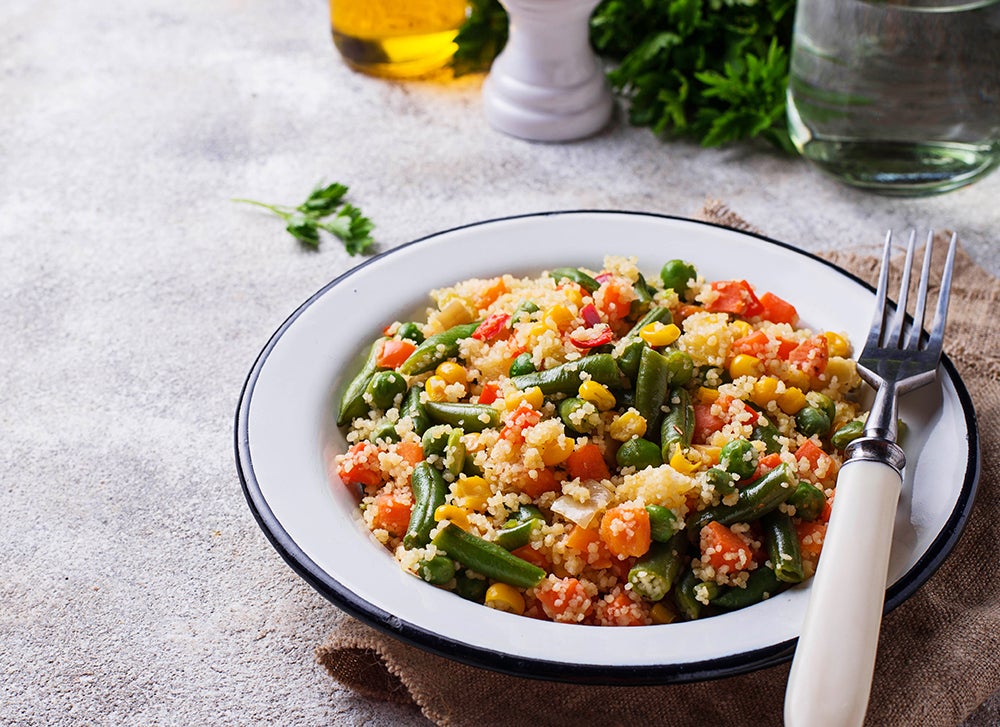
[432,523,546,589]
[616,338,647,381]
[662,350,694,386]
[628,533,686,601]
[796,406,832,437]
[508,504,544,523]
[630,273,656,316]
[646,504,679,542]
[674,568,718,620]
[624,306,673,339]
[549,267,600,293]
[418,555,456,585]
[453,571,489,602]
[370,421,400,444]
[399,322,480,376]
[686,463,796,534]
[831,419,864,449]
[421,424,454,457]
[337,337,388,426]
[424,401,501,432]
[762,511,804,584]
[705,467,738,498]
[635,347,670,433]
[365,370,407,410]
[495,518,542,551]
[712,566,787,610]
[616,437,663,470]
[752,422,783,455]
[660,387,694,456]
[788,481,825,521]
[401,384,430,436]
[403,462,447,548]
[444,428,466,476]
[806,391,836,422]
[510,300,539,324]
[511,354,624,394]
[508,352,536,377]
[559,397,597,435]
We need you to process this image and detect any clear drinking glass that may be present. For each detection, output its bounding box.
[787,0,1000,196]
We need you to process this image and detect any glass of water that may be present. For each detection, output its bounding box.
[787,0,1000,196]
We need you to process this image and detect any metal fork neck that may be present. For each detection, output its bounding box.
[845,436,906,475]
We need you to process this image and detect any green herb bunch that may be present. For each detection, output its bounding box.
[233,182,375,255]
[453,0,796,151]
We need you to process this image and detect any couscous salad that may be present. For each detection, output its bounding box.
[334,256,866,626]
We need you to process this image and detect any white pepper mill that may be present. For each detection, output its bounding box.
[481,0,614,142]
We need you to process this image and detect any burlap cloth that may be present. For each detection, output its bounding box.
[316,203,1000,726]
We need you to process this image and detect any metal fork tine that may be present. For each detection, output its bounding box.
[905,231,934,351]
[885,230,916,348]
[927,231,958,353]
[869,231,894,349]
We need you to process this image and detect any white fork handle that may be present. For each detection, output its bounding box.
[785,459,902,727]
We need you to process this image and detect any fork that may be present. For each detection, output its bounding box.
[785,230,957,727]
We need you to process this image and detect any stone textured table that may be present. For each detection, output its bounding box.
[2,1,998,724]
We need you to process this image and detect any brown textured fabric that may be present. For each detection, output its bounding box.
[316,203,1000,726]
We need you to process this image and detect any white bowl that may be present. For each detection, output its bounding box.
[235,211,978,683]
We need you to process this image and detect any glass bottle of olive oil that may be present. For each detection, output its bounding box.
[330,0,469,79]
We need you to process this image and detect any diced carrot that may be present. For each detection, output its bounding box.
[820,491,835,523]
[795,439,826,469]
[796,521,827,565]
[474,277,507,310]
[534,576,594,623]
[776,337,798,360]
[699,521,754,573]
[731,329,771,358]
[395,440,424,466]
[674,304,703,323]
[471,312,511,341]
[788,335,829,377]
[758,291,799,325]
[753,452,783,479]
[599,505,651,559]
[376,339,416,369]
[519,467,561,499]
[795,439,838,485]
[693,402,726,444]
[478,381,500,405]
[335,442,383,488]
[565,525,613,569]
[511,544,551,570]
[594,276,637,322]
[704,280,763,317]
[499,404,542,443]
[595,589,648,626]
[565,442,611,481]
[371,492,412,537]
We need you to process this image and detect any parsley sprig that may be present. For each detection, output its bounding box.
[452,0,795,151]
[233,182,376,255]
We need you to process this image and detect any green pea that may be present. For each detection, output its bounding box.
[559,397,596,435]
[418,555,456,585]
[796,406,832,437]
[365,371,407,410]
[831,419,865,449]
[806,392,836,422]
[719,439,759,481]
[509,352,536,377]
[616,438,663,470]
[660,260,697,294]
[396,322,425,344]
[646,504,679,542]
[511,300,540,323]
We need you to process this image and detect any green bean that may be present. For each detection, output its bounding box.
[686,463,796,534]
[646,504,679,542]
[444,428,466,476]
[674,568,718,620]
[365,370,407,410]
[337,337,388,426]
[399,322,480,375]
[628,533,687,601]
[403,462,447,548]
[712,566,787,610]
[417,555,456,585]
[624,306,673,340]
[796,406,832,437]
[631,273,656,316]
[549,267,600,293]
[508,504,544,523]
[831,419,864,449]
[660,260,697,294]
[396,322,424,344]
[511,353,624,394]
[662,350,694,386]
[424,401,501,432]
[762,511,805,584]
[788,481,825,521]
[616,338,647,381]
[495,517,542,551]
[616,437,663,470]
[452,571,489,602]
[751,422,783,455]
[370,421,400,444]
[432,523,546,589]
[559,397,597,435]
[660,387,694,458]
[719,439,758,481]
[510,300,539,323]
[635,347,670,433]
[400,385,430,436]
[705,466,738,498]
[508,352,536,377]
[421,424,454,457]
[806,391,836,422]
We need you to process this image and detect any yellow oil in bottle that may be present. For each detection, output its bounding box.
[330,0,469,79]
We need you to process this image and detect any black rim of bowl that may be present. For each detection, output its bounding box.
[234,210,980,685]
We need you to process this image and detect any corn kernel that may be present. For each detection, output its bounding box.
[542,435,575,466]
[436,297,475,328]
[750,376,780,407]
[544,304,575,329]
[609,410,647,441]
[454,476,491,511]
[783,366,812,391]
[578,380,616,411]
[692,444,721,466]
[434,504,470,531]
[524,322,548,342]
[505,385,544,411]
[824,331,851,358]
[425,375,448,402]
[650,601,678,624]
[697,386,720,404]
[561,285,584,308]
[825,356,857,385]
[484,583,525,615]
[669,448,698,475]
[777,386,807,414]
[728,354,762,380]
[730,320,753,339]
[639,322,681,347]
[435,361,467,385]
